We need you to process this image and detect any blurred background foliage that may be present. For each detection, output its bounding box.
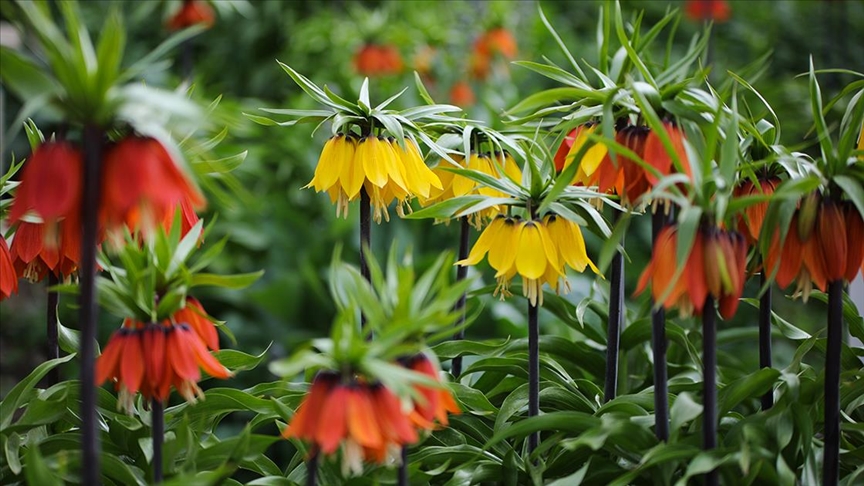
[1,0,862,411]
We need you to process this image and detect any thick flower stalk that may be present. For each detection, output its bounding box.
[636,225,748,319]
[459,214,598,306]
[306,134,442,223]
[95,309,230,412]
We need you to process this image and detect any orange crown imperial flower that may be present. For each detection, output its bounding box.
[9,141,83,232]
[101,136,206,239]
[0,237,19,301]
[636,225,747,319]
[282,372,421,475]
[685,0,731,23]
[765,199,862,300]
[96,315,230,412]
[167,0,215,31]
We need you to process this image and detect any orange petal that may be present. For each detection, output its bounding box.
[346,387,383,449]
[317,386,349,453]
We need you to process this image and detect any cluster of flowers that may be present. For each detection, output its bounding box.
[637,226,748,318]
[459,213,598,306]
[555,121,691,206]
[0,136,203,300]
[764,195,864,299]
[421,151,522,227]
[95,298,230,411]
[283,354,459,474]
[306,134,442,222]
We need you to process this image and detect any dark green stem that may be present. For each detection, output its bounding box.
[651,208,670,440]
[451,216,470,378]
[528,300,540,454]
[759,270,773,410]
[152,399,164,484]
[604,213,624,402]
[46,273,60,386]
[703,296,718,486]
[823,279,843,486]
[80,125,103,485]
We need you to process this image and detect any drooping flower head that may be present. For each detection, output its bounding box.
[450,80,475,107]
[636,225,747,319]
[167,0,215,31]
[459,214,598,306]
[554,120,691,208]
[96,310,230,412]
[306,134,442,222]
[101,136,206,239]
[282,372,421,475]
[9,220,80,282]
[9,141,83,237]
[0,237,19,301]
[470,27,517,80]
[764,196,861,300]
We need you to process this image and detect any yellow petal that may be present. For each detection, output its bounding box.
[307,136,341,191]
[458,215,504,266]
[452,154,477,196]
[339,137,364,199]
[381,138,409,192]
[516,221,548,279]
[488,217,519,274]
[502,153,522,184]
[360,137,388,188]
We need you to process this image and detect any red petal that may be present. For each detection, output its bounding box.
[9,141,82,224]
[120,329,145,394]
[346,387,383,449]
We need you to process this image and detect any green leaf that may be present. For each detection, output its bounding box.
[719,368,781,416]
[25,446,60,486]
[213,346,271,373]
[670,392,702,438]
[190,271,264,289]
[0,354,75,429]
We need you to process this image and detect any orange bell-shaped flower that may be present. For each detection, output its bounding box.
[0,237,19,301]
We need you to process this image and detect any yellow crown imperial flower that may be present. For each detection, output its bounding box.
[422,152,523,228]
[305,134,442,222]
[458,213,599,306]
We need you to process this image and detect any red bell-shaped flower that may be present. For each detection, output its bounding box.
[101,136,205,237]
